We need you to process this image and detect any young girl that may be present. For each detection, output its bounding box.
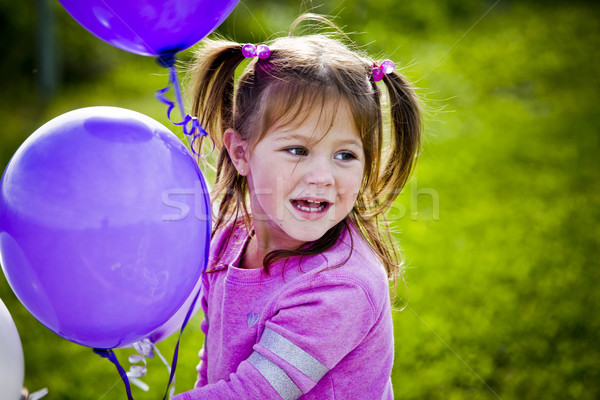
[173,14,421,400]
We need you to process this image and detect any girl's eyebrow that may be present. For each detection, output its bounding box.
[270,133,308,142]
[337,138,363,148]
[271,132,363,149]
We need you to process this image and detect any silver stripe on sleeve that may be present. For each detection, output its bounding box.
[248,351,303,400]
[259,328,329,382]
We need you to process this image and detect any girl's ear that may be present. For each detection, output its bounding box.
[223,129,250,175]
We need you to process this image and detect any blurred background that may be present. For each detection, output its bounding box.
[0,0,599,399]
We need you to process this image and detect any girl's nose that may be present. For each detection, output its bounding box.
[303,162,335,187]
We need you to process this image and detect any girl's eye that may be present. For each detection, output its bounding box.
[286,147,308,156]
[334,151,357,161]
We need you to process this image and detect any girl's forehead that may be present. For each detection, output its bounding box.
[262,101,362,146]
[244,78,368,150]
[270,103,336,133]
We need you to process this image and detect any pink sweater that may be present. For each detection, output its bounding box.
[173,221,394,399]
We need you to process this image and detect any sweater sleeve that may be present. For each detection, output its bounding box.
[173,274,379,400]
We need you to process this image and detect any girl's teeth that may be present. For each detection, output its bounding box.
[294,200,326,212]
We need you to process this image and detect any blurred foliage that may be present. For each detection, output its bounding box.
[1,0,599,399]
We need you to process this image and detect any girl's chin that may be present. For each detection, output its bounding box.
[255,212,344,248]
[282,224,336,244]
[257,224,328,248]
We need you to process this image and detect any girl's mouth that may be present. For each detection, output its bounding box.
[291,199,330,213]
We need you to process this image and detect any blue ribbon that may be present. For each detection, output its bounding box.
[93,348,134,400]
[155,54,214,157]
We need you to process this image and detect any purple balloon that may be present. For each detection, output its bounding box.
[145,274,203,344]
[58,0,239,56]
[0,107,211,349]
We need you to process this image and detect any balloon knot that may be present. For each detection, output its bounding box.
[93,348,110,358]
[156,52,177,68]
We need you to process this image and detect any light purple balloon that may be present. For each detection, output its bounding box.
[0,107,211,349]
[58,0,239,56]
[145,274,203,344]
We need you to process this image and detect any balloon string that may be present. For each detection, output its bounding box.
[162,285,203,400]
[155,57,215,157]
[169,66,187,123]
[94,348,135,400]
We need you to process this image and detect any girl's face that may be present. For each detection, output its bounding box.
[245,101,365,250]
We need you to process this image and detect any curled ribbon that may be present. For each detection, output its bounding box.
[127,338,176,397]
[126,339,152,392]
[155,54,214,157]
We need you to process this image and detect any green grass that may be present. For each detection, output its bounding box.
[1,2,599,399]
[391,4,600,399]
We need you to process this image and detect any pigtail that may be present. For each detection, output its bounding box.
[189,39,251,235]
[384,72,422,187]
[190,39,245,149]
[374,71,420,302]
[371,70,422,215]
[348,63,421,297]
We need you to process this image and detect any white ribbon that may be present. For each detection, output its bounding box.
[126,339,152,391]
[125,338,175,397]
[28,388,49,400]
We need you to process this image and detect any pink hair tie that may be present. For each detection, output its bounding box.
[242,44,271,59]
[372,60,395,82]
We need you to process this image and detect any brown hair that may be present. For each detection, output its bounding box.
[189,14,421,285]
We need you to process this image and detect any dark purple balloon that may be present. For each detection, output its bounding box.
[58,0,239,56]
[0,107,211,348]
